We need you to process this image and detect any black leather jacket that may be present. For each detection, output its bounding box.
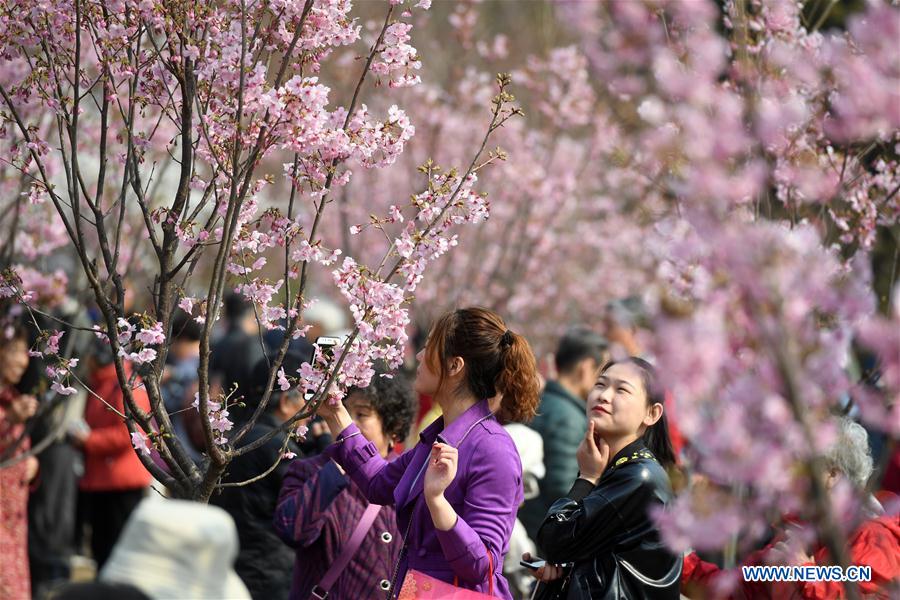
[537,439,681,599]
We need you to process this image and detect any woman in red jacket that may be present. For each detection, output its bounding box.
[70,343,151,569]
[681,418,900,599]
[683,515,900,599]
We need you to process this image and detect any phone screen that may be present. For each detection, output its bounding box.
[315,336,340,364]
[304,336,341,401]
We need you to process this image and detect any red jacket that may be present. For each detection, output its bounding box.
[682,515,900,599]
[881,446,900,495]
[80,363,152,492]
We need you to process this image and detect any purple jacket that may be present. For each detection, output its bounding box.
[274,454,403,599]
[326,400,524,599]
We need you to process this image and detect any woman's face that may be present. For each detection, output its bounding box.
[414,345,440,397]
[0,337,29,387]
[345,392,391,458]
[586,362,660,440]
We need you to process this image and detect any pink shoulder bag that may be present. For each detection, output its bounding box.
[397,549,495,599]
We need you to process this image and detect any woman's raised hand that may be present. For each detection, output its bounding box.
[423,442,458,499]
[317,397,353,438]
[576,421,609,484]
[423,443,460,531]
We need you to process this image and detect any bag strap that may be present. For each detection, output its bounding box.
[452,544,495,596]
[486,548,494,596]
[311,502,382,599]
[385,515,414,599]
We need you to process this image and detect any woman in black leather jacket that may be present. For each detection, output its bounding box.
[533,358,681,599]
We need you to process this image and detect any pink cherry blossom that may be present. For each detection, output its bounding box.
[50,381,77,396]
[0,0,893,532]
[130,432,151,457]
[45,331,64,355]
[178,297,197,315]
[116,319,135,346]
[135,322,166,346]
[277,367,291,392]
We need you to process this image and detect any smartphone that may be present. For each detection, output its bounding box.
[304,336,342,401]
[314,336,341,362]
[520,559,573,570]
[519,559,546,570]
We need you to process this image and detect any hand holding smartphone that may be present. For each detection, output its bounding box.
[304,336,342,401]
[520,553,572,585]
[519,558,546,570]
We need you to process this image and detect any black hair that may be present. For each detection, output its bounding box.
[346,367,417,443]
[600,357,676,468]
[247,348,313,412]
[3,320,28,343]
[224,292,252,322]
[171,310,202,342]
[50,581,151,600]
[1,317,33,392]
[555,326,609,374]
[91,334,116,366]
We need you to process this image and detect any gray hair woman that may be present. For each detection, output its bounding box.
[682,418,900,598]
[763,417,895,578]
[822,417,874,493]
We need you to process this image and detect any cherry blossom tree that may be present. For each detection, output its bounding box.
[551,1,898,594]
[0,0,519,501]
[342,0,897,350]
[1,4,897,593]
[326,2,898,594]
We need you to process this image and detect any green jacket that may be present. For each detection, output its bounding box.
[518,380,587,542]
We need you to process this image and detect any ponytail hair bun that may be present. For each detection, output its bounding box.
[425,307,540,423]
[495,328,540,423]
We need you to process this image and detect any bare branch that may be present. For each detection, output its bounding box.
[217,434,292,489]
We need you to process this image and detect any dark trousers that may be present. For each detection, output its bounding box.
[29,441,79,598]
[77,488,146,569]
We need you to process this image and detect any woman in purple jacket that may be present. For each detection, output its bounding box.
[320,307,541,599]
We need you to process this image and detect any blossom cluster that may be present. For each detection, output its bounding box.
[191,393,233,446]
[311,157,502,401]
[327,0,898,563]
[30,330,80,397]
[372,22,422,88]
[646,219,875,553]
[110,319,167,366]
[539,0,900,566]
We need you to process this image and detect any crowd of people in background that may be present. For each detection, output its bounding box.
[1,295,898,600]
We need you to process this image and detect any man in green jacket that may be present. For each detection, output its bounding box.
[519,327,609,543]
